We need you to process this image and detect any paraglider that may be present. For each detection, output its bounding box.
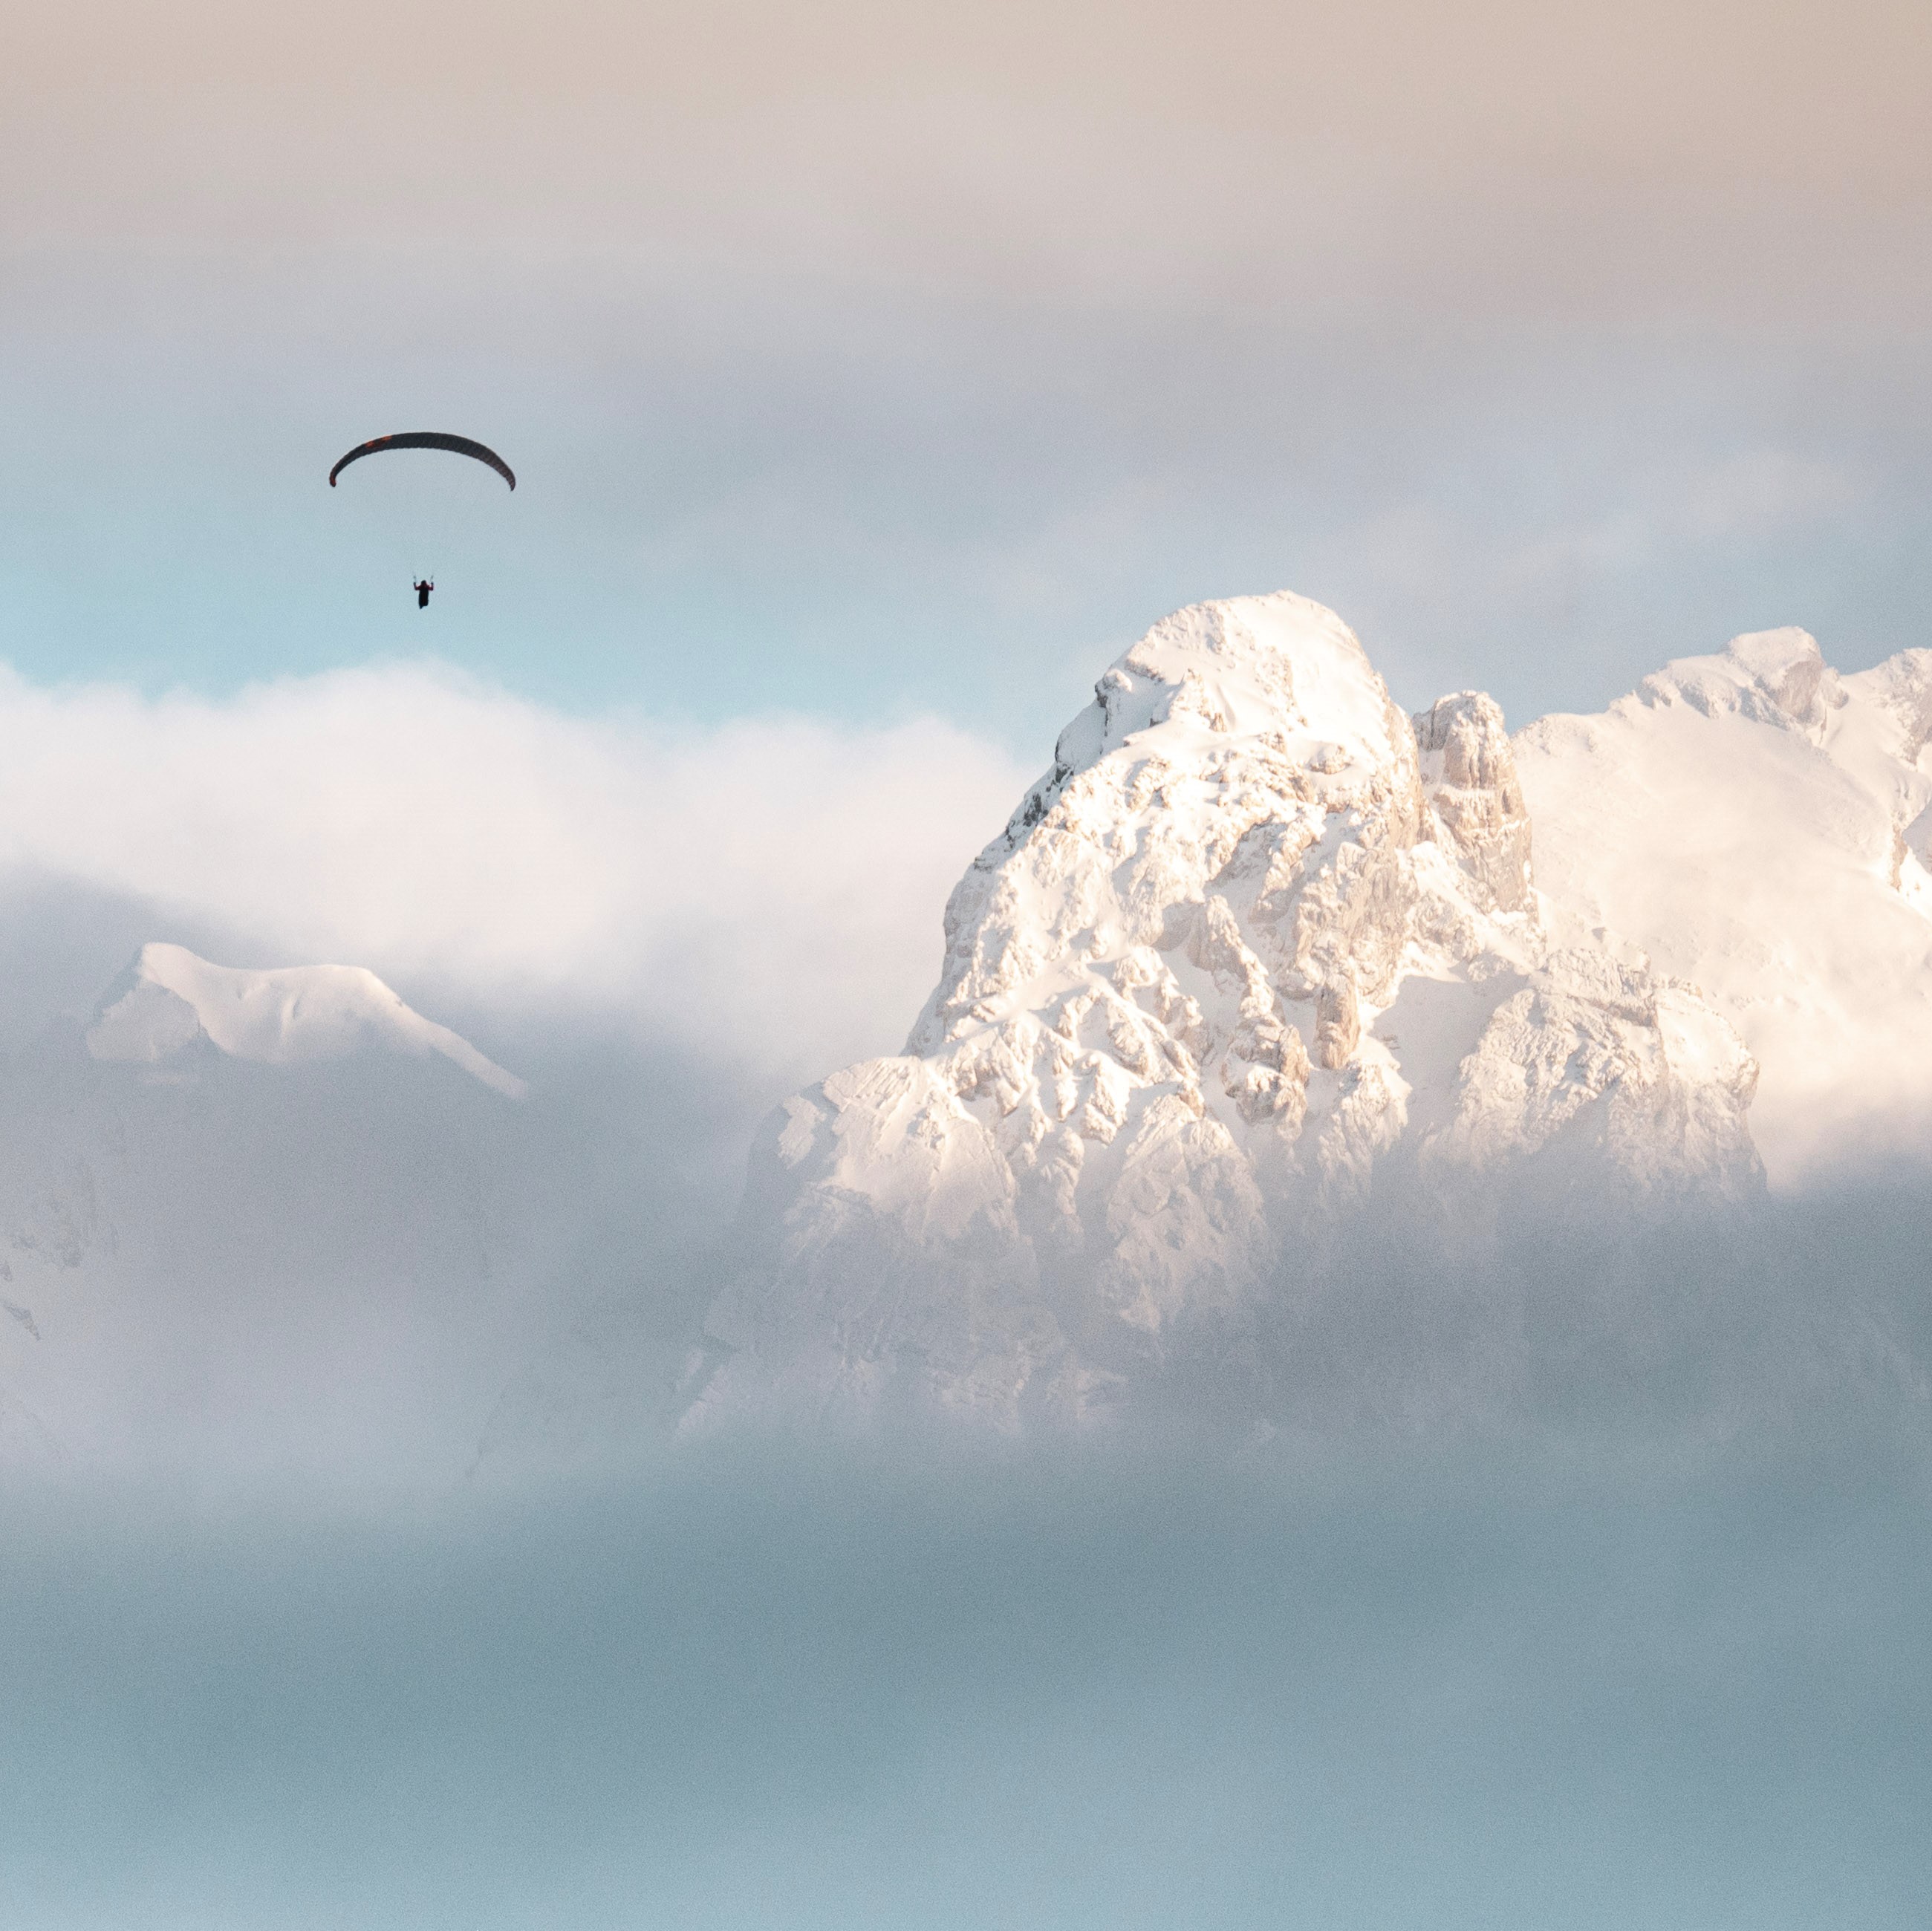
[331,432,514,606]
[328,432,515,491]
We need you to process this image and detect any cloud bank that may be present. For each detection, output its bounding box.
[0,660,1023,1486]
[0,660,1026,1085]
[1,639,1928,1486]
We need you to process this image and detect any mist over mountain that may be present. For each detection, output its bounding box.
[0,593,1925,1479]
[682,593,1931,1448]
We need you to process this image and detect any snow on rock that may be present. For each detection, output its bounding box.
[1517,627,1932,1185]
[688,593,1760,1433]
[86,942,526,1098]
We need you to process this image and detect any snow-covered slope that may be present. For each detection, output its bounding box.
[86,942,526,1098]
[687,593,1761,1432]
[1517,629,1932,1186]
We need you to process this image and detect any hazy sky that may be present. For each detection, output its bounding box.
[6,0,1932,745]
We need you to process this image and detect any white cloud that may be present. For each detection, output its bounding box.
[0,660,1029,1082]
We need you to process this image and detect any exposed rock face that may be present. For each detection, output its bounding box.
[688,593,1761,1433]
[1414,692,1532,913]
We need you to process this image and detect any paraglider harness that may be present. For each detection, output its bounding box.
[414,577,434,608]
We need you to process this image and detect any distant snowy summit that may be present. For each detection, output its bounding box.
[87,942,526,1098]
[1517,625,1932,1182]
[0,940,530,1470]
[686,592,1772,1433]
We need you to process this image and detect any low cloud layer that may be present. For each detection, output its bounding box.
[3,1441,1927,1929]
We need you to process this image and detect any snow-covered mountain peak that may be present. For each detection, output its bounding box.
[908,593,1425,1058]
[86,942,526,1099]
[690,593,1760,1433]
[1635,626,1839,735]
[1064,590,1404,771]
[992,592,1408,856]
[1844,648,1932,768]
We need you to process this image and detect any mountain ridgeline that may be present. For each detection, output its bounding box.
[684,593,1932,1438]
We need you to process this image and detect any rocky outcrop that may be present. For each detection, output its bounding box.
[1414,692,1532,913]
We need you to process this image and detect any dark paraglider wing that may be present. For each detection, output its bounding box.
[328,432,516,489]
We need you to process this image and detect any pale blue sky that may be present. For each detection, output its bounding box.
[5,0,1931,753]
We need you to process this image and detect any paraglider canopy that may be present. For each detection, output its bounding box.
[329,432,515,490]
